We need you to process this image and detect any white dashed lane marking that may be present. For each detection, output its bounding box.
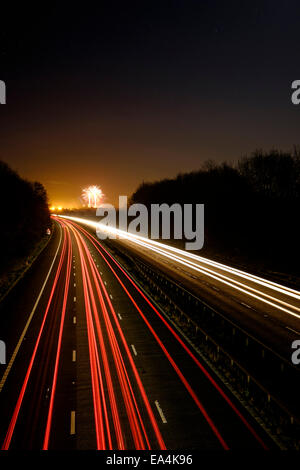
[155,400,167,424]
[70,411,76,435]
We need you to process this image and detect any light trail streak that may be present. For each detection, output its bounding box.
[2,223,68,450]
[0,224,63,394]
[121,237,300,318]
[43,227,73,449]
[72,224,145,449]
[2,215,274,449]
[75,229,119,449]
[86,257,151,450]
[90,263,166,450]
[67,220,269,449]
[75,231,106,449]
[65,220,229,450]
[70,223,161,449]
[58,216,300,320]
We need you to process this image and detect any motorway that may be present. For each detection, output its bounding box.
[59,216,300,362]
[0,218,276,450]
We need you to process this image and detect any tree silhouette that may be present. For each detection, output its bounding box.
[130,149,300,273]
[0,161,51,272]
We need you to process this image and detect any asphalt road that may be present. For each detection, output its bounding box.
[76,217,300,363]
[0,219,276,450]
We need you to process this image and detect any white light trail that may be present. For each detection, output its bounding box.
[57,215,300,320]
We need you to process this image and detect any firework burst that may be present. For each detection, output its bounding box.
[82,185,103,208]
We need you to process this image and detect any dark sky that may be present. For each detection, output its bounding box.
[0,1,299,206]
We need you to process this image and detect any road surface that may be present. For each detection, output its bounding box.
[0,218,276,450]
[59,215,300,362]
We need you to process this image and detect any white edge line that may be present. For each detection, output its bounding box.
[0,225,63,393]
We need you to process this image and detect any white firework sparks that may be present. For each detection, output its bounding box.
[82,185,103,208]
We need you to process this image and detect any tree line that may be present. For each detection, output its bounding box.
[0,160,51,272]
[130,149,300,273]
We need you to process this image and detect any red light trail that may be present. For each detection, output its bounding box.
[0,216,270,450]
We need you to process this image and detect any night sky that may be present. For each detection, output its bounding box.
[0,1,300,207]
